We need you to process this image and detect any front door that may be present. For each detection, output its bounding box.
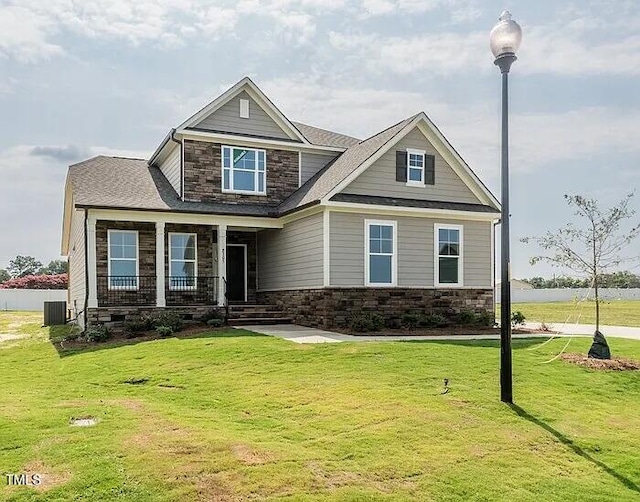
[226,244,246,302]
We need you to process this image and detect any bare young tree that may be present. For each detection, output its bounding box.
[522,193,640,356]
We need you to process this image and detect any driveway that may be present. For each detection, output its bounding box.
[522,322,640,341]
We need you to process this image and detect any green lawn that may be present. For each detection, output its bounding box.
[1,312,640,501]
[503,300,640,327]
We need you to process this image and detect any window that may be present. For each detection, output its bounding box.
[407,149,425,186]
[365,220,397,286]
[222,146,266,195]
[169,233,197,290]
[108,230,138,290]
[435,224,463,286]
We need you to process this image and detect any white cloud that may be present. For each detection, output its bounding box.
[0,6,63,62]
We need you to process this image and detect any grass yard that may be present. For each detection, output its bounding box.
[503,300,640,327]
[1,312,640,501]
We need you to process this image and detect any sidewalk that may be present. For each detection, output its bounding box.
[522,322,640,341]
[241,324,551,344]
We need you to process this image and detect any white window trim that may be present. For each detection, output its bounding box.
[168,232,198,291]
[107,229,139,291]
[434,223,464,287]
[221,145,267,196]
[364,219,397,287]
[406,148,426,187]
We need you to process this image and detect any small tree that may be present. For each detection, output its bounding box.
[0,269,9,284]
[522,193,640,357]
[7,255,43,278]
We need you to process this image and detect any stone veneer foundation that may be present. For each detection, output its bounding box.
[256,288,494,329]
[87,306,219,334]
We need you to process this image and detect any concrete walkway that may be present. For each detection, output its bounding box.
[523,322,640,341]
[240,324,551,344]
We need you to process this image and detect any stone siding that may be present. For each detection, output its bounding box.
[87,306,220,334]
[183,139,299,205]
[96,221,156,307]
[257,288,494,329]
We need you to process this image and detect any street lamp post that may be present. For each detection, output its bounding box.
[490,11,522,404]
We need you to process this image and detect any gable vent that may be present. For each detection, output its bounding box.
[239,98,249,119]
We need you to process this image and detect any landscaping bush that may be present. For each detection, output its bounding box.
[84,325,111,343]
[349,312,384,333]
[0,273,68,290]
[206,318,225,328]
[152,311,183,332]
[419,313,449,328]
[401,312,421,329]
[511,311,526,327]
[475,311,496,327]
[155,325,174,337]
[201,308,226,324]
[455,310,477,325]
[124,315,154,334]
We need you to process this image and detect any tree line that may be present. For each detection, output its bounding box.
[521,271,640,289]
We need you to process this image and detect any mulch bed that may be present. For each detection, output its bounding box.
[560,353,640,371]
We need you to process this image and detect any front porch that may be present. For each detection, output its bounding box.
[87,216,263,310]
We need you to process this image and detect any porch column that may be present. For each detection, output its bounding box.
[217,223,227,306]
[156,221,166,307]
[87,215,98,308]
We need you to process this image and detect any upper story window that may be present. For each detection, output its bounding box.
[222,146,266,195]
[365,219,397,286]
[435,224,463,287]
[169,233,197,290]
[407,149,425,186]
[108,230,138,290]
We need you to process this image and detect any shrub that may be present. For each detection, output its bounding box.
[155,325,174,337]
[475,311,496,327]
[201,308,225,324]
[124,316,154,333]
[0,273,68,290]
[84,325,111,343]
[349,312,384,333]
[420,313,449,328]
[401,312,421,329]
[206,318,224,328]
[455,310,477,326]
[152,311,183,332]
[511,311,526,327]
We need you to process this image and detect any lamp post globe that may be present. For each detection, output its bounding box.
[491,10,522,404]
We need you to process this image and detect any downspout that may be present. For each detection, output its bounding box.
[169,128,182,199]
[83,208,89,328]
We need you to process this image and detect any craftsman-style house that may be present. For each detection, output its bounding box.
[61,77,499,330]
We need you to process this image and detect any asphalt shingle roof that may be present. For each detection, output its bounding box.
[68,156,276,217]
[291,121,361,149]
[330,193,500,213]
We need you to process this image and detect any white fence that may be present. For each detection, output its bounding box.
[0,289,67,311]
[495,288,640,303]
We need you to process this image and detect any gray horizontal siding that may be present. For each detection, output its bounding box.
[257,212,324,290]
[330,212,491,288]
[195,90,291,140]
[342,127,481,204]
[300,152,338,185]
[158,144,181,195]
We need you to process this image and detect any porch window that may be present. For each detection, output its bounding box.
[169,233,197,290]
[108,230,138,290]
[222,146,266,195]
[365,220,397,286]
[435,224,463,286]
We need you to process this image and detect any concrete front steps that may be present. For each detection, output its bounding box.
[227,304,292,326]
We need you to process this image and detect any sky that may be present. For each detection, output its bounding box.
[0,0,639,279]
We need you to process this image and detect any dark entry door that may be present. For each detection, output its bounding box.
[226,245,246,302]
